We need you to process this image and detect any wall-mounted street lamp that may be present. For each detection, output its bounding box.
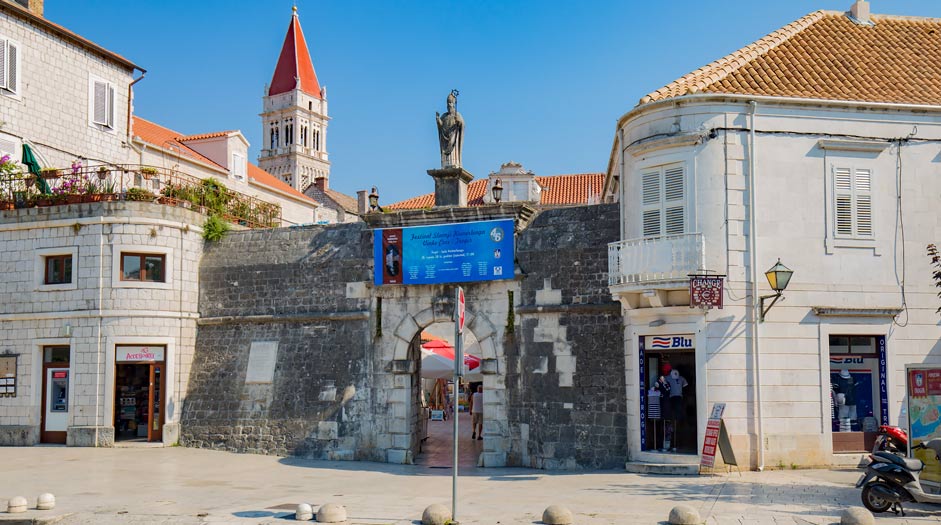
[492,179,503,204]
[368,186,380,212]
[759,259,794,322]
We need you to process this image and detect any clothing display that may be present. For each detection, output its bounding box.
[665,370,688,398]
[647,387,661,419]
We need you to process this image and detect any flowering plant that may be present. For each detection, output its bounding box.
[0,154,25,198]
[52,171,95,195]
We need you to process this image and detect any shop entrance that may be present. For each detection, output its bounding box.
[640,335,698,454]
[40,345,70,444]
[829,335,887,453]
[113,346,165,443]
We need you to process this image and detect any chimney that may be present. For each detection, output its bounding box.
[315,176,327,191]
[850,0,870,25]
[356,190,367,215]
[13,0,43,17]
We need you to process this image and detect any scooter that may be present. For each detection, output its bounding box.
[857,438,941,515]
[873,424,908,454]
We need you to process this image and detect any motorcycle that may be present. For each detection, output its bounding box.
[857,438,941,516]
[873,424,908,454]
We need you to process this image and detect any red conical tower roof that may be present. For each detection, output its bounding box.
[268,6,321,98]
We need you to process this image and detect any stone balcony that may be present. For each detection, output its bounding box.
[608,232,704,308]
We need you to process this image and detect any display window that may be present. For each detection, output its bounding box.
[113,345,165,443]
[640,335,698,454]
[829,335,887,453]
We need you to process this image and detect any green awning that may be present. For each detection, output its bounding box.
[22,143,50,194]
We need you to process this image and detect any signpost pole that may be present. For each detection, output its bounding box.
[452,286,465,522]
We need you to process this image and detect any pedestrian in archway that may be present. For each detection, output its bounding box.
[470,385,483,440]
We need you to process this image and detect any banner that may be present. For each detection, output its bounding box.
[907,365,941,484]
[374,219,514,286]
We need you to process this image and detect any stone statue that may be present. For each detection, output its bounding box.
[436,89,464,168]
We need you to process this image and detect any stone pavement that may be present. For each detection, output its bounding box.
[2,446,941,524]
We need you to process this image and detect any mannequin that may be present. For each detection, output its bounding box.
[664,368,689,452]
[834,368,858,432]
[647,381,662,449]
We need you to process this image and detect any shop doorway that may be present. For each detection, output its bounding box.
[113,346,165,443]
[40,345,70,444]
[829,335,887,453]
[640,336,698,454]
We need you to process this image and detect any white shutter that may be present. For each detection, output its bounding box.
[834,167,853,236]
[93,81,107,125]
[0,39,8,90]
[106,84,115,128]
[664,166,685,235]
[641,171,661,237]
[6,41,17,94]
[854,168,872,237]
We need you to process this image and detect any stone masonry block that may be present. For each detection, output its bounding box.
[393,314,419,342]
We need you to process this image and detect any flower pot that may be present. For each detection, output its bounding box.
[97,169,109,180]
[36,198,53,207]
[13,191,27,209]
[0,201,13,211]
[100,193,118,202]
[83,194,101,203]
[65,195,82,205]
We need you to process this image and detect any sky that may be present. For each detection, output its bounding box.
[46,1,941,205]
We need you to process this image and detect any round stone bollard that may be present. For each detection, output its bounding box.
[668,504,702,525]
[36,493,56,511]
[542,504,574,524]
[841,507,874,525]
[295,503,313,521]
[316,503,347,523]
[421,503,451,525]
[7,496,28,513]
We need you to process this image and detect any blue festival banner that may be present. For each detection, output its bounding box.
[878,335,888,427]
[374,219,515,286]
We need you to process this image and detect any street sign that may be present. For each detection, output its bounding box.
[458,287,465,334]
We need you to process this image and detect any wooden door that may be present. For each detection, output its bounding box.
[148,363,165,442]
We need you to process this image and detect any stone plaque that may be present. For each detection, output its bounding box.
[245,341,278,384]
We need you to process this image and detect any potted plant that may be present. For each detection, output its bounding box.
[125,187,156,202]
[97,166,109,180]
[99,180,118,201]
[12,191,28,209]
[40,168,61,179]
[140,166,159,180]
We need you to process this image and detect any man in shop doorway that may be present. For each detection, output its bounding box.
[470,385,483,440]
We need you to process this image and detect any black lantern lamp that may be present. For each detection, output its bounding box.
[759,258,794,322]
[368,186,379,212]
[492,179,503,204]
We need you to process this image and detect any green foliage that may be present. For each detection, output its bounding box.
[125,187,156,201]
[202,214,230,242]
[929,244,941,314]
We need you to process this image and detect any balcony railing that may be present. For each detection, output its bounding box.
[608,232,704,286]
[0,164,281,228]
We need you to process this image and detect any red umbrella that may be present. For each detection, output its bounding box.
[421,340,481,370]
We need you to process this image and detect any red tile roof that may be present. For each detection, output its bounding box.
[179,131,237,142]
[132,116,318,206]
[641,10,941,107]
[387,173,604,210]
[269,8,321,98]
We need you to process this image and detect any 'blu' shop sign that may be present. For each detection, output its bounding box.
[374,219,514,286]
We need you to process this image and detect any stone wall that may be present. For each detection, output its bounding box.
[509,203,627,469]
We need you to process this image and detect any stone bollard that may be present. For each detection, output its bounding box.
[542,504,574,524]
[7,496,28,513]
[668,504,702,525]
[421,503,451,525]
[295,503,313,521]
[316,503,347,523]
[841,507,874,525]
[36,493,55,510]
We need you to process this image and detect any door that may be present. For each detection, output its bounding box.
[40,365,69,443]
[149,363,164,442]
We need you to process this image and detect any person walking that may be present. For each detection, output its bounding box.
[470,385,483,440]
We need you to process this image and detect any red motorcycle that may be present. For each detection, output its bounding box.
[873,425,908,454]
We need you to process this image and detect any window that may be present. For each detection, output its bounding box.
[232,153,245,181]
[0,36,19,95]
[833,166,872,239]
[641,164,685,237]
[828,334,886,453]
[121,253,165,282]
[44,254,72,285]
[89,76,115,129]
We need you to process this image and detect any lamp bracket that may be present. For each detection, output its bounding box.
[759,292,782,322]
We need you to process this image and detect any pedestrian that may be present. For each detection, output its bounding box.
[471,385,483,440]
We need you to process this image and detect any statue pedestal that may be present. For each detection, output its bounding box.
[427,167,473,207]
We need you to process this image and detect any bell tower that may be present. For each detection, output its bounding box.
[258,6,330,192]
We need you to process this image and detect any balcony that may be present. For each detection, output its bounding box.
[608,233,704,287]
[0,164,281,228]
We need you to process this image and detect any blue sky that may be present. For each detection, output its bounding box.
[47,1,941,204]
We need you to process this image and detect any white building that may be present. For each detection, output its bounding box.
[606,0,941,468]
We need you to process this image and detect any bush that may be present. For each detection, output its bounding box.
[202,214,230,241]
[125,187,156,201]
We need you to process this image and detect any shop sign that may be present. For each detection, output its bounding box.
[116,346,164,362]
[645,336,694,350]
[373,219,515,286]
[700,403,725,468]
[689,275,724,309]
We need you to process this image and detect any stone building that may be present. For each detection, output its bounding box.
[605,0,941,469]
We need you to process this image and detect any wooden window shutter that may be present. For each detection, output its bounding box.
[93,81,107,125]
[855,168,872,237]
[7,41,17,94]
[834,167,854,236]
[106,84,115,128]
[641,171,661,237]
[664,166,685,235]
[0,39,8,90]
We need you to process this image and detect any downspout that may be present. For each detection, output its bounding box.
[95,223,105,446]
[748,100,765,471]
[126,72,146,143]
[617,127,626,240]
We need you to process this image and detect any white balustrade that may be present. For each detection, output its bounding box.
[608,233,704,285]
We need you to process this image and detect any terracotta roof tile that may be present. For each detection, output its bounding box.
[641,10,941,107]
[387,173,604,210]
[179,131,237,141]
[247,164,318,205]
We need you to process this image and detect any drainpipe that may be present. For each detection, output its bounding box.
[748,100,765,471]
[126,73,146,143]
[95,222,105,446]
[617,127,626,240]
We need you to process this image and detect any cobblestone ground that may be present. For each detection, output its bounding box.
[3,447,941,524]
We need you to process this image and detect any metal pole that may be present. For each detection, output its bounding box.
[452,287,462,522]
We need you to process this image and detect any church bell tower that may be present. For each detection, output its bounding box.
[258,6,330,192]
